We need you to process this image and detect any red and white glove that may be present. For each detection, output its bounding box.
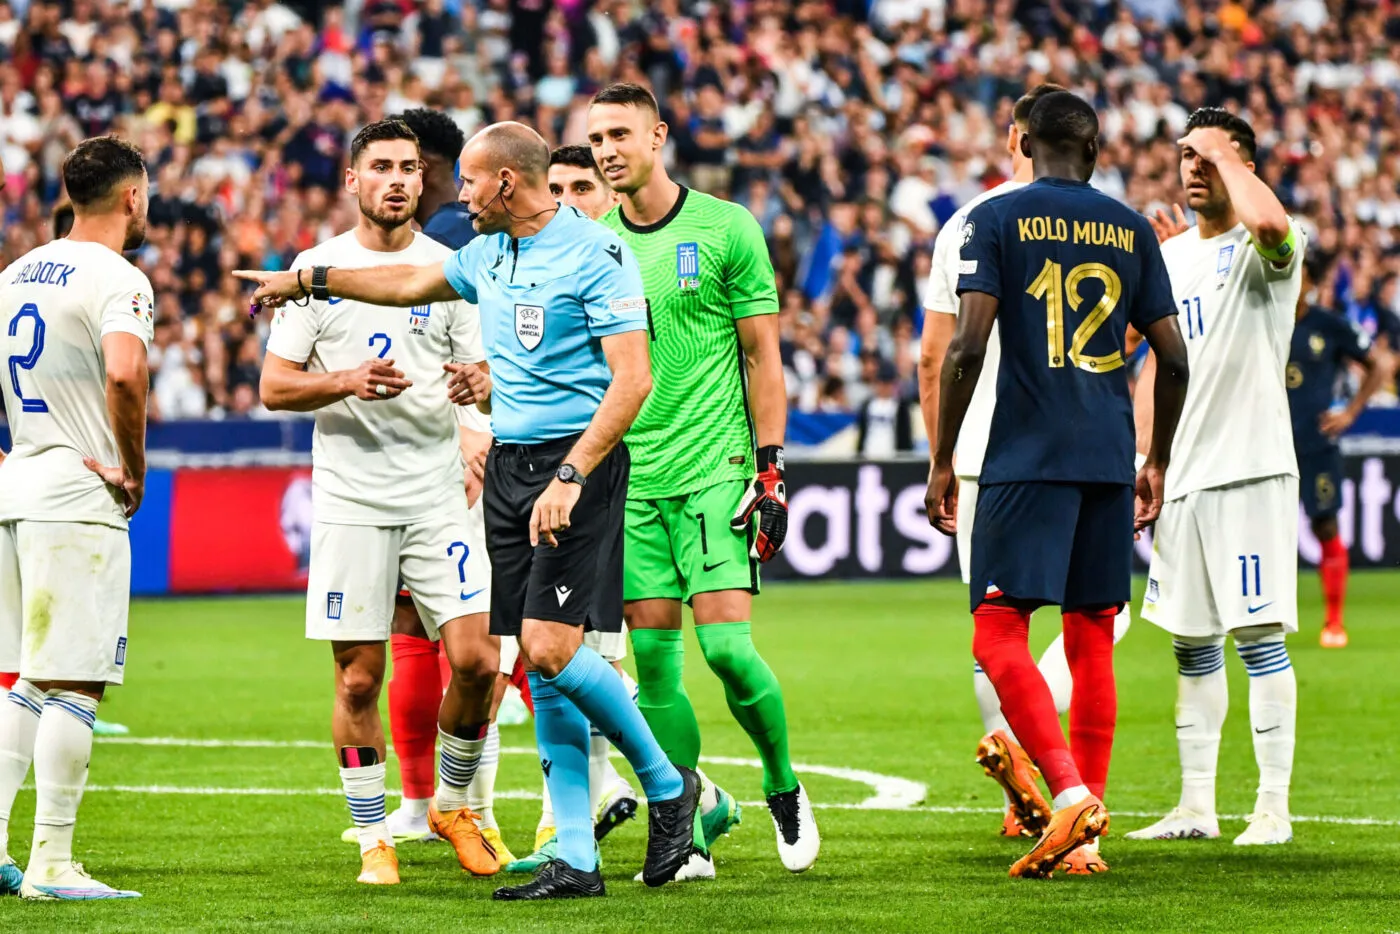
[731,445,788,563]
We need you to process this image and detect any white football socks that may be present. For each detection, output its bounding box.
[537,778,555,835]
[1236,634,1295,818]
[1051,785,1090,810]
[466,723,500,829]
[0,681,43,857]
[587,733,627,815]
[1172,638,1228,817]
[340,761,391,855]
[28,691,98,879]
[435,728,487,813]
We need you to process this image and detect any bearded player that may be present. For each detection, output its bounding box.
[588,83,817,878]
[1129,109,1307,847]
[261,119,501,884]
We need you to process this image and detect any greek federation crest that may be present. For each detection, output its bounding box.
[409,304,431,335]
[1215,244,1235,289]
[676,242,700,290]
[515,303,544,351]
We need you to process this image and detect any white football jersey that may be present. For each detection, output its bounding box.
[0,240,154,529]
[924,180,1024,479]
[267,231,486,526]
[1159,220,1305,500]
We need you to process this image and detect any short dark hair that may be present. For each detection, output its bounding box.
[550,144,601,178]
[1184,107,1257,162]
[1027,91,1100,152]
[350,119,420,166]
[591,82,659,117]
[394,108,464,163]
[53,201,74,238]
[1012,83,1067,129]
[61,136,146,209]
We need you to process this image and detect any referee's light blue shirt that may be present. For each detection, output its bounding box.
[443,205,649,445]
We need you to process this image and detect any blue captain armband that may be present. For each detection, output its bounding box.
[1252,225,1297,265]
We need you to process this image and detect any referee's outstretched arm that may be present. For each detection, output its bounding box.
[530,329,652,548]
[235,260,463,309]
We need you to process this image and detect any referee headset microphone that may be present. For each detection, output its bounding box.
[460,170,558,225]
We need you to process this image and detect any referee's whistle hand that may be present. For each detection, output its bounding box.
[530,479,581,549]
[347,358,412,401]
[233,269,303,309]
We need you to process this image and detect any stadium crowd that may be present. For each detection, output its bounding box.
[1,0,1399,427]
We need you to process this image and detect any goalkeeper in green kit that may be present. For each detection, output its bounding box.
[586,83,818,879]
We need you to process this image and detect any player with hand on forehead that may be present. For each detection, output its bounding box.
[1128,108,1308,848]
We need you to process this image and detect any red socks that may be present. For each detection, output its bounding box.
[1063,607,1118,801]
[972,603,1082,798]
[510,656,534,714]
[1320,535,1349,629]
[0,672,16,691]
[388,633,445,800]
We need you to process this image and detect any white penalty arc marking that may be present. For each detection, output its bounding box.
[87,737,1397,828]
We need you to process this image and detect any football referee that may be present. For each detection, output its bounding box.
[237,121,700,900]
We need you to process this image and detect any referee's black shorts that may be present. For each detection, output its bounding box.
[483,432,626,636]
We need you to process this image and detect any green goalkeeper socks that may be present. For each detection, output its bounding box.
[629,628,701,770]
[696,622,799,796]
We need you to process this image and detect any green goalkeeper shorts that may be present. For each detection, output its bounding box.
[623,479,760,604]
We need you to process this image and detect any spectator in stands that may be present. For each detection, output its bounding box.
[857,360,914,458]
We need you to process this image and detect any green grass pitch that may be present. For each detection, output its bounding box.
[5,574,1400,933]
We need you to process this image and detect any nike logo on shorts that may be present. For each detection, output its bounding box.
[702,560,728,573]
[460,588,485,602]
[1247,601,1274,614]
[555,585,573,606]
[1254,725,1281,734]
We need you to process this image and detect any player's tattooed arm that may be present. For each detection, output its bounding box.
[235,262,462,309]
[926,290,998,534]
[736,314,786,449]
[260,351,412,411]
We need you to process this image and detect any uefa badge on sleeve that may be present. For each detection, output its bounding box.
[676,242,700,290]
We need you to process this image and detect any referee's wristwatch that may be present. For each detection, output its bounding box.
[556,464,587,488]
[310,265,333,301]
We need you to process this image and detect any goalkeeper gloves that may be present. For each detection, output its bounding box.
[731,445,788,563]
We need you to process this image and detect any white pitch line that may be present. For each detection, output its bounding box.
[87,737,1396,827]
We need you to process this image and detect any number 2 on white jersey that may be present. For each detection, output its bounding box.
[7,303,49,413]
[1026,259,1124,373]
[369,333,391,359]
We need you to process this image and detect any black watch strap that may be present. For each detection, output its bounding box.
[557,464,587,487]
[311,265,332,301]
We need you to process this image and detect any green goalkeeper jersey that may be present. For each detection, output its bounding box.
[599,187,779,500]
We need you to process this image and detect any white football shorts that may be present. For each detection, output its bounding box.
[1141,474,1299,638]
[955,478,979,586]
[2,520,131,684]
[306,500,490,642]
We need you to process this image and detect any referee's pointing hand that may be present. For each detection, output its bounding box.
[530,478,581,548]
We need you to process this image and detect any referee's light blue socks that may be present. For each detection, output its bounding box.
[547,645,685,803]
[527,672,596,872]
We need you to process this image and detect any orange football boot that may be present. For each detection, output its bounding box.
[429,803,501,876]
[357,841,400,885]
[1000,808,1033,838]
[1320,625,1348,648]
[1009,795,1109,879]
[1058,839,1110,875]
[976,731,1051,837]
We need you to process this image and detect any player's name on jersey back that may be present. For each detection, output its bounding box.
[1014,217,1138,253]
[9,259,77,287]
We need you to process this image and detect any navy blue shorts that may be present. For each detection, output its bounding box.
[969,481,1134,612]
[1298,447,1343,520]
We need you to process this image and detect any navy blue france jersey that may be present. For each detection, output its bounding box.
[422,202,477,251]
[1287,306,1371,455]
[957,177,1177,486]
